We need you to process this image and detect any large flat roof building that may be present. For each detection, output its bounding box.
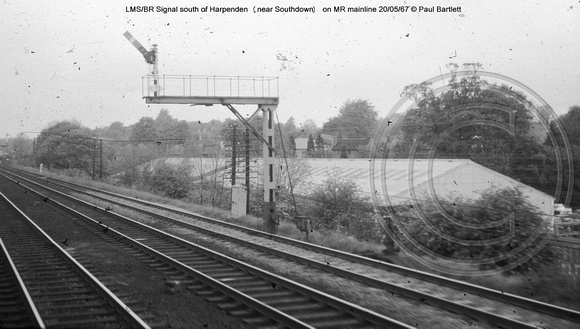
[302,158,555,218]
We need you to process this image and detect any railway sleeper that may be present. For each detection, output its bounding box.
[204,295,231,304]
[40,302,109,311]
[191,264,229,271]
[293,309,347,321]
[241,313,278,326]
[25,278,84,286]
[226,279,270,288]
[43,316,119,327]
[32,289,93,297]
[40,309,115,319]
[184,259,221,266]
[229,308,262,318]
[216,300,245,311]
[276,302,325,313]
[265,296,312,307]
[195,289,220,297]
[246,290,295,300]
[200,269,246,278]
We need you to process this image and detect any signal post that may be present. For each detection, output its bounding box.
[124,31,280,233]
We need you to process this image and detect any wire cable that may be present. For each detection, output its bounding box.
[275,110,297,215]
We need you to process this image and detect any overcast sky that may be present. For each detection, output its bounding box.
[1,0,579,139]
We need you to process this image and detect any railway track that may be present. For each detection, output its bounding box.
[0,192,150,329]
[0,167,414,328]
[2,165,580,328]
[0,237,43,328]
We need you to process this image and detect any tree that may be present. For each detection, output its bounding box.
[322,99,379,138]
[174,120,191,145]
[394,68,549,193]
[560,106,580,146]
[403,188,562,274]
[283,117,299,137]
[277,117,298,157]
[340,146,347,158]
[35,121,95,173]
[288,135,296,155]
[9,134,33,159]
[307,134,315,154]
[547,105,580,208]
[103,121,129,140]
[315,134,324,151]
[154,109,190,145]
[106,143,154,185]
[149,158,192,199]
[299,119,319,137]
[306,173,378,237]
[130,117,158,142]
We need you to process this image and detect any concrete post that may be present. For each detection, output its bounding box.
[262,105,277,233]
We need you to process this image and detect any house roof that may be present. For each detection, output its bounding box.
[331,137,370,151]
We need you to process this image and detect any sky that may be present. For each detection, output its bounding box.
[1,0,579,139]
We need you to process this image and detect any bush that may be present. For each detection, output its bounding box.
[402,187,562,274]
[149,159,192,199]
[305,172,384,243]
[61,167,90,178]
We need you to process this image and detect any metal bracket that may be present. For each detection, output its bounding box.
[224,104,275,153]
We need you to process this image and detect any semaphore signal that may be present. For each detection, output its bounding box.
[123,31,281,234]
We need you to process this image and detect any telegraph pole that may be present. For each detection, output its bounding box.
[92,138,96,180]
[99,139,103,180]
[245,127,250,215]
[47,141,51,171]
[231,124,237,185]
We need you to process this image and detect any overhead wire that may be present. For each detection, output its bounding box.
[274,109,297,215]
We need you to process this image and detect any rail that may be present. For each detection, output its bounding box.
[0,168,413,328]
[3,165,580,328]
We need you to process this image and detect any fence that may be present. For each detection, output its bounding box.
[142,74,279,98]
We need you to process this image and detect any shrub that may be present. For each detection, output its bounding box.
[402,187,562,274]
[305,172,383,243]
[149,159,192,199]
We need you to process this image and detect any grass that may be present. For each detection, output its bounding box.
[17,165,580,311]
[413,254,580,311]
[467,267,580,310]
[19,165,389,257]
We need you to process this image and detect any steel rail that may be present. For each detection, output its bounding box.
[0,192,151,329]
[4,166,577,324]
[5,173,545,328]
[0,170,414,328]
[0,237,46,329]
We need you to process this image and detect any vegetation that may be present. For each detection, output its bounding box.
[398,187,562,274]
[35,121,96,173]
[321,99,379,138]
[148,159,192,199]
[4,73,580,308]
[391,65,576,207]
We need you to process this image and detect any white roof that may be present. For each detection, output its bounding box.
[301,158,466,196]
[299,158,554,215]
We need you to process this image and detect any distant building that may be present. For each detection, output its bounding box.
[294,137,309,156]
[331,137,371,156]
[301,158,555,222]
